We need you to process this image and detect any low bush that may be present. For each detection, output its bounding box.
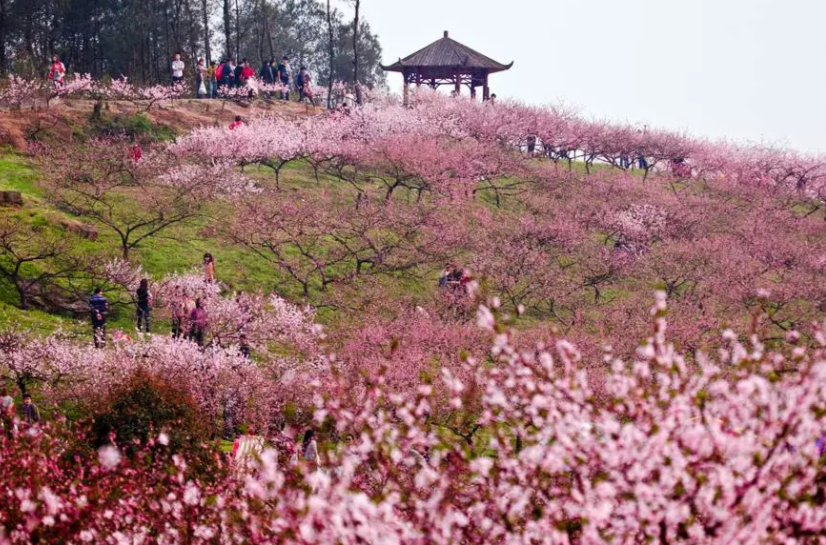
[89,368,217,475]
[88,110,175,142]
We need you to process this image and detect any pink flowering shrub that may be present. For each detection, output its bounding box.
[0,76,43,108]
[2,294,826,543]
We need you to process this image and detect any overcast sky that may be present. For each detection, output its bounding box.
[333,0,826,153]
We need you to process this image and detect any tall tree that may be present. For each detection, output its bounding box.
[223,0,233,59]
[202,0,212,62]
[351,0,361,104]
[0,0,7,75]
[0,0,384,88]
[326,0,334,109]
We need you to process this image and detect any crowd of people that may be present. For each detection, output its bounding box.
[86,251,251,356]
[42,53,317,104]
[176,53,316,104]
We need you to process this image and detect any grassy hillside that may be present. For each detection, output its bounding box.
[2,99,825,363]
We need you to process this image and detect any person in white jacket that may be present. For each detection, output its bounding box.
[171,53,185,85]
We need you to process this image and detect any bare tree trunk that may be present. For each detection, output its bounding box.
[223,0,232,58]
[352,0,360,84]
[263,3,275,59]
[202,0,211,62]
[235,0,240,60]
[326,0,334,109]
[352,0,362,105]
[0,0,7,75]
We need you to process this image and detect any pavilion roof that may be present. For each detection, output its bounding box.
[381,31,513,74]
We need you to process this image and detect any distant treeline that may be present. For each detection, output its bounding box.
[0,0,385,88]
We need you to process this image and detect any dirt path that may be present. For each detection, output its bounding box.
[0,97,322,151]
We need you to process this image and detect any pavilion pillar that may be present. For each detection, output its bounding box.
[482,72,490,101]
[403,81,410,106]
[454,71,461,96]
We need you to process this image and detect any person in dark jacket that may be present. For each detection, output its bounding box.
[234,59,246,88]
[136,278,152,333]
[189,298,208,347]
[239,333,251,359]
[218,60,235,89]
[89,288,109,348]
[260,58,276,99]
[260,58,275,84]
[296,66,308,102]
[277,56,292,100]
[20,393,40,426]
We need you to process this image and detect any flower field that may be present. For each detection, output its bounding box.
[1,83,826,543]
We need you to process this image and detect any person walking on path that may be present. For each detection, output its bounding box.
[89,288,109,348]
[189,298,208,347]
[20,393,40,426]
[203,252,216,282]
[171,53,185,85]
[136,278,153,334]
[48,56,66,88]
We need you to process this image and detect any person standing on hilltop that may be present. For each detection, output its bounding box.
[220,60,236,90]
[296,66,314,104]
[195,58,208,98]
[277,56,292,100]
[260,58,276,98]
[215,60,225,90]
[89,288,109,348]
[234,59,246,88]
[239,60,256,98]
[208,61,219,98]
[239,60,254,85]
[48,56,66,88]
[171,53,185,85]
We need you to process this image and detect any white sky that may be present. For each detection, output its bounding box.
[334,0,826,153]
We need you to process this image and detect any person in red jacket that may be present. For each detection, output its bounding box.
[229,116,243,131]
[240,61,255,83]
[48,56,66,88]
[129,144,143,163]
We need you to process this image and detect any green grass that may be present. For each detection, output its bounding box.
[0,151,44,199]
[0,301,85,336]
[0,152,444,333]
